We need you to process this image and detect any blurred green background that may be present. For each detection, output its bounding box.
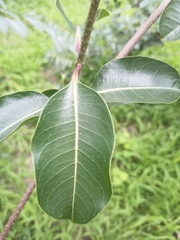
[0,0,180,239]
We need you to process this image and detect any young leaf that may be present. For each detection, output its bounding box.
[32,81,114,224]
[92,57,180,105]
[159,0,180,42]
[56,0,76,34]
[0,91,48,142]
[95,9,109,22]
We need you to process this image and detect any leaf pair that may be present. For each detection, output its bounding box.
[1,57,179,141]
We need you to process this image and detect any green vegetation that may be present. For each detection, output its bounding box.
[1,0,180,239]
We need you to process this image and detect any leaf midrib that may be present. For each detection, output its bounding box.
[98,86,180,94]
[72,81,78,221]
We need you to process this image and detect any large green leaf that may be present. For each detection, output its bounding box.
[0,91,48,142]
[159,0,180,42]
[32,81,114,224]
[92,57,180,105]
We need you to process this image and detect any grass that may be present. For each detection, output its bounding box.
[1,1,180,239]
[1,102,180,240]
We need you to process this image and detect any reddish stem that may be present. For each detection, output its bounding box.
[72,63,82,81]
[115,0,171,59]
[0,180,36,240]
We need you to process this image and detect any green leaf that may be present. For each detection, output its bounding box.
[56,0,76,34]
[159,0,180,42]
[92,57,180,105]
[32,81,114,224]
[0,91,48,142]
[95,9,109,22]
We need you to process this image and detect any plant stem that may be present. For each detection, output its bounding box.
[115,0,171,59]
[0,180,35,240]
[76,0,100,67]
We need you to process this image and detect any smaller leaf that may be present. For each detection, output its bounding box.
[56,0,76,34]
[8,19,28,38]
[95,9,109,22]
[159,0,180,42]
[0,91,48,142]
[92,57,180,105]
[0,16,8,33]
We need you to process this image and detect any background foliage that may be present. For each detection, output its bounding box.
[0,0,180,239]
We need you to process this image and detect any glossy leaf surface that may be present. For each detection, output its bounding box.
[159,0,180,41]
[92,57,180,105]
[32,81,114,224]
[0,91,48,142]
